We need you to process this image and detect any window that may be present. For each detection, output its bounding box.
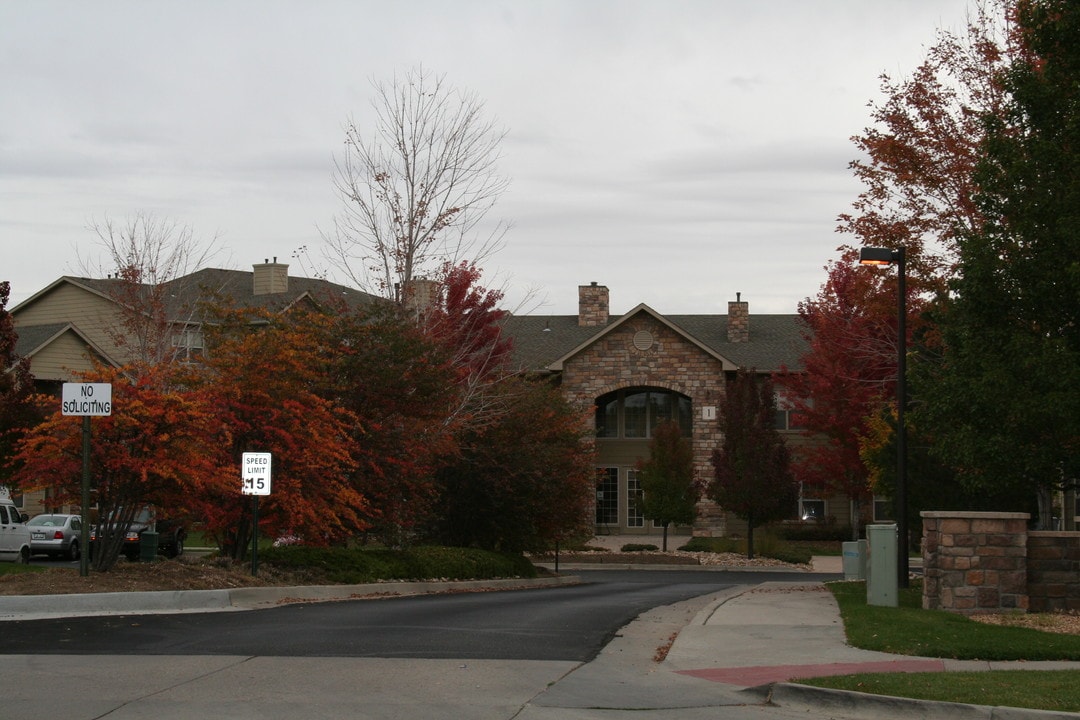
[594,388,691,438]
[773,394,807,431]
[873,495,893,522]
[800,499,825,522]
[627,470,644,528]
[172,326,204,363]
[595,468,619,525]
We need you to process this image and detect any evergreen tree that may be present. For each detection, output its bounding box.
[637,420,697,551]
[709,371,798,558]
[917,0,1080,525]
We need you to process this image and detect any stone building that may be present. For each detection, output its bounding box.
[502,282,824,539]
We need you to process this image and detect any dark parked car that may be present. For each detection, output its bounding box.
[91,506,187,561]
[27,513,82,560]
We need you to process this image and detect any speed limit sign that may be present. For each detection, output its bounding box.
[241,452,272,495]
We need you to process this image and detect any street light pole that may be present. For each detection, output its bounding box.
[859,246,909,589]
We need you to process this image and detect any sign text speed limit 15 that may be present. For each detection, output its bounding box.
[241,452,272,495]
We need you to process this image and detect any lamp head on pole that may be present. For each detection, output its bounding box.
[859,247,900,266]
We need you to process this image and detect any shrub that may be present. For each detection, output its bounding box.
[677,533,811,564]
[775,521,853,542]
[620,543,659,552]
[259,545,536,584]
[678,536,740,553]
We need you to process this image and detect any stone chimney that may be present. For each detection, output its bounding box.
[253,258,288,296]
[578,282,609,327]
[727,293,749,343]
[403,277,438,317]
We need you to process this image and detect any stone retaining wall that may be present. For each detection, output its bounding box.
[1027,531,1080,613]
[922,511,1080,614]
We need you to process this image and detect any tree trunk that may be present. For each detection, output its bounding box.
[746,514,756,560]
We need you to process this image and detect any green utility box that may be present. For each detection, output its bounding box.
[139,531,158,562]
[866,523,898,607]
[842,539,867,581]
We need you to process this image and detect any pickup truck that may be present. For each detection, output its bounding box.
[91,506,187,561]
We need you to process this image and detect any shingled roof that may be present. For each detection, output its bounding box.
[43,269,379,319]
[502,308,808,374]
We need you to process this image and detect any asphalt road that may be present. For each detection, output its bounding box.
[1,569,834,660]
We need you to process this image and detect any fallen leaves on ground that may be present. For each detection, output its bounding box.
[970,611,1080,636]
[0,556,311,596]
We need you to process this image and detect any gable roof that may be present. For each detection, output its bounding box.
[12,269,380,322]
[12,322,118,369]
[503,306,807,374]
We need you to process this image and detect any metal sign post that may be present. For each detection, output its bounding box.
[62,383,112,577]
[241,452,272,576]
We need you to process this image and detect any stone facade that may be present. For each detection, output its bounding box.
[560,310,729,535]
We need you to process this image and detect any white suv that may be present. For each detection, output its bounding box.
[0,498,31,563]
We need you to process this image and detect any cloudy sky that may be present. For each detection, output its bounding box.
[2,1,972,316]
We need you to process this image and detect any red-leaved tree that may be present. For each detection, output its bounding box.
[709,370,798,559]
[0,281,39,487]
[775,257,915,537]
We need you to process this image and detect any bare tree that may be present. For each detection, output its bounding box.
[79,213,222,369]
[325,67,511,303]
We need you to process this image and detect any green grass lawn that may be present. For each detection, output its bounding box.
[797,580,1080,713]
[803,670,1080,713]
[0,562,44,577]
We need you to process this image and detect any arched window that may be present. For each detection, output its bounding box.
[595,388,691,438]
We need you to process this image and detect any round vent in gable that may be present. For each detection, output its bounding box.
[632,330,654,351]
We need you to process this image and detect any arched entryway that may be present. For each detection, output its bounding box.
[593,386,692,536]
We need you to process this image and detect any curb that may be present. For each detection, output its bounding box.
[0,575,580,620]
[768,682,1080,720]
[531,562,815,573]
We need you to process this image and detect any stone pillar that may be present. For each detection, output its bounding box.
[921,511,1029,614]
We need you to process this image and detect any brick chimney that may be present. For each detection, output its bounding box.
[727,293,749,343]
[253,258,289,296]
[578,282,609,327]
[403,277,438,317]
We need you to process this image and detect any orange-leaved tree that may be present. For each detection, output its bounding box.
[194,304,366,559]
[9,363,231,570]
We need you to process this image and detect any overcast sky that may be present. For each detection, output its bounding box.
[2,1,973,317]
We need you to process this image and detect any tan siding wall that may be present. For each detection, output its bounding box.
[14,284,128,365]
[23,330,100,380]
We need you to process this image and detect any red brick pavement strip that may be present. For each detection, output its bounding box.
[677,659,946,687]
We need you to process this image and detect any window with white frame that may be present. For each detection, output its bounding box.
[800,498,825,522]
[595,468,619,526]
[873,495,893,522]
[773,393,807,431]
[627,469,644,528]
[172,326,204,363]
